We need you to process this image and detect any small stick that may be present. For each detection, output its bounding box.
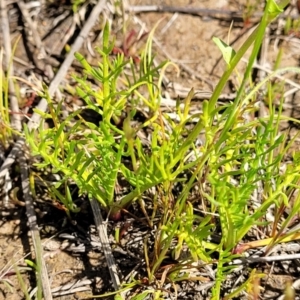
[90,198,122,291]
[127,5,300,21]
[126,5,263,21]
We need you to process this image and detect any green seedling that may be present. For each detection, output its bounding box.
[212,37,236,68]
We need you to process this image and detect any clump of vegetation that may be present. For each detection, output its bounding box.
[8,0,298,299]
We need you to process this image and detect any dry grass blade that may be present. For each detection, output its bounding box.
[0,0,21,132]
[18,142,53,300]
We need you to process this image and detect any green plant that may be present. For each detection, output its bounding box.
[0,41,22,148]
[71,0,86,13]
[24,0,300,298]
[284,16,300,37]
[151,0,298,298]
[25,21,176,219]
[0,256,34,300]
[0,48,10,148]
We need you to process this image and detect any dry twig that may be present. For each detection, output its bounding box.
[126,5,300,21]
[90,198,121,291]
[126,5,261,20]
